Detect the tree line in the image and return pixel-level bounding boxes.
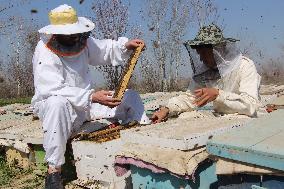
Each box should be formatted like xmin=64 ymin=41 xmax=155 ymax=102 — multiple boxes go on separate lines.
xmin=0 ymin=0 xmax=283 ymax=99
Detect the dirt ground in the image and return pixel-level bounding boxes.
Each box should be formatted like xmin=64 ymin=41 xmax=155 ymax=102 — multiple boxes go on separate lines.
xmin=0 ymin=173 xmax=86 ymax=189
xmin=0 ymin=164 xmax=86 ymax=189
xmin=0 ymin=172 xmax=44 ymax=189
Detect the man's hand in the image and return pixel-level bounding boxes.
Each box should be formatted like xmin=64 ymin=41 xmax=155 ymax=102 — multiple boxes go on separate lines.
xmin=194 ymin=88 xmax=219 ymax=107
xmin=91 ymin=90 xmax=121 ymax=108
xmin=125 ymin=39 xmax=145 ymax=50
xmin=151 ymin=107 xmax=169 ymax=124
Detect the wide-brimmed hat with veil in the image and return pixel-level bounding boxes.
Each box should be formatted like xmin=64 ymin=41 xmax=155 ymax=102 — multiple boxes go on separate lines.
xmin=184 ymin=24 xmax=239 ymax=46
xmin=39 ymin=4 xmax=95 ymax=35
xmin=38 ymin=4 xmax=95 ymax=56
xmin=184 ymin=24 xmax=242 ymax=88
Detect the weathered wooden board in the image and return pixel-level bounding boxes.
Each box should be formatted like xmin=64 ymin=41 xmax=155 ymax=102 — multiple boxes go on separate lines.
xmin=121 ymin=112 xmax=250 ymax=150
xmin=0 ymin=114 xmax=43 ymax=144
xmin=0 ymin=113 xmax=110 ymax=145
xmin=207 ymin=110 xmax=284 ymax=171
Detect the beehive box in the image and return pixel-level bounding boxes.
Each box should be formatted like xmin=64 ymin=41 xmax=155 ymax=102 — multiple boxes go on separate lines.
xmin=121 ymin=111 xmax=250 ymax=150
xmin=72 ymin=138 xmax=130 ymax=186
xmin=207 ymin=109 xmax=284 ymax=172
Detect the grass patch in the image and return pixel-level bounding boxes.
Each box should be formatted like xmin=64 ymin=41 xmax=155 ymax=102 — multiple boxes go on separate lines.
xmin=0 ymin=151 xmax=19 ymax=186
xmin=0 ymin=97 xmax=32 ymax=107
xmin=0 ymin=148 xmax=44 ymax=188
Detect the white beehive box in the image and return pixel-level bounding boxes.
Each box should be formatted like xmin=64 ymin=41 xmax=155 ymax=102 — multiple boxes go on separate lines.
xmin=72 ymin=138 xmax=130 ymax=185
xmin=121 ymin=112 xmax=251 ymax=150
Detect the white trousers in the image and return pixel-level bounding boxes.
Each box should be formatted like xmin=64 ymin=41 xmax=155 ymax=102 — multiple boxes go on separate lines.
xmin=34 ymin=90 xmax=150 ymax=167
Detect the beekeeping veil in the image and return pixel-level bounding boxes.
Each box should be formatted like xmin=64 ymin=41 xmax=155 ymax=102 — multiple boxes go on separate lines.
xmin=38 ymin=4 xmax=95 ymax=56
xmin=184 ymin=24 xmax=241 ymax=88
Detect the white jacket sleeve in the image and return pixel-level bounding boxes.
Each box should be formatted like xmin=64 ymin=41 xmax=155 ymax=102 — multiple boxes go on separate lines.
xmin=33 ymin=44 xmax=93 ymax=110
xmin=166 ymin=92 xmax=196 ymax=116
xmin=87 ymin=37 xmax=131 ymax=66
xmin=214 ymin=59 xmax=261 ymax=116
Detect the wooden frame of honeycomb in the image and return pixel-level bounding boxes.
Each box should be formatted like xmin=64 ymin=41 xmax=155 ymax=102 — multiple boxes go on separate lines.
xmin=76 ymin=121 xmax=139 ymax=143
xmin=113 ymin=44 xmax=144 ymax=100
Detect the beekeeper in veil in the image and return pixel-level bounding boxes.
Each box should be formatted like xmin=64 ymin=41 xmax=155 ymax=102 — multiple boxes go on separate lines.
xmin=32 ymin=4 xmax=150 ymax=189
xmin=152 ymin=24 xmax=262 ymax=123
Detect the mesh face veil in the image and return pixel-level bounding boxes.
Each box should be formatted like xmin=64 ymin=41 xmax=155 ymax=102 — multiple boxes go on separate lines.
xmin=42 ymin=32 xmax=91 ymax=57
xmin=213 ymin=42 xmax=242 ymax=78
xmin=186 ymin=45 xmax=220 ymax=88
xmin=186 ymin=42 xmax=241 ymax=88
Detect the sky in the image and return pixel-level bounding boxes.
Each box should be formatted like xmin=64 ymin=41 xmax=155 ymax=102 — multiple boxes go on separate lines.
xmin=1 ymin=0 xmax=284 ymax=61
xmin=216 ymin=0 xmax=284 ymax=58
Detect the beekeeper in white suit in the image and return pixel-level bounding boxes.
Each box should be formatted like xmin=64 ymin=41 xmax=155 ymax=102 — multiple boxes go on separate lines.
xmin=152 ymin=24 xmax=262 ymax=123
xmin=32 ymin=4 xmax=150 ymax=188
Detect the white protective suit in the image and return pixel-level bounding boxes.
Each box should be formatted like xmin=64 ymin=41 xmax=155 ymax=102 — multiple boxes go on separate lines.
xmin=32 ymin=37 xmax=150 ymax=167
xmin=167 ymin=55 xmax=262 ymax=117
